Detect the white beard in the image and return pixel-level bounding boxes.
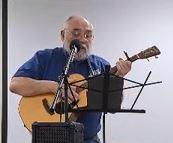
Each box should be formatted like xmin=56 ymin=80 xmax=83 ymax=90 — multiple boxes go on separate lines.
xmin=63 ymin=41 xmax=91 ymax=61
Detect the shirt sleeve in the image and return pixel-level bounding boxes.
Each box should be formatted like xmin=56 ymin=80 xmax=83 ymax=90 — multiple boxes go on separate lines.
xmin=13 ymin=50 xmax=49 ymax=80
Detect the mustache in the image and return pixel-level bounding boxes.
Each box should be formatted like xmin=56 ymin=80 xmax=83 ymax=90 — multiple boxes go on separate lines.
xmin=79 ymin=43 xmax=87 ymax=50
xmin=63 ymin=40 xmax=90 ymax=61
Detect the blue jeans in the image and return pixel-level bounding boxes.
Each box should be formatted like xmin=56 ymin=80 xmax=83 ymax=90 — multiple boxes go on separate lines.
xmin=84 ymin=135 xmax=101 ymax=143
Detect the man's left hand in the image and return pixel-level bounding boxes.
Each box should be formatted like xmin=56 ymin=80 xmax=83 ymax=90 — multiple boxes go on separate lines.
xmin=115 ymin=58 xmax=132 ymax=77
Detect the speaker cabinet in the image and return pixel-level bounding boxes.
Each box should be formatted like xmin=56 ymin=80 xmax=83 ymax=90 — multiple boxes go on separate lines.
xmin=32 ymin=122 xmax=84 ymax=143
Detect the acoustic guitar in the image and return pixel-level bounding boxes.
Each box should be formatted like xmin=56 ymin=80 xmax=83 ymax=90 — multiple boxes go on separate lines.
xmin=18 ymin=46 xmax=160 ymax=132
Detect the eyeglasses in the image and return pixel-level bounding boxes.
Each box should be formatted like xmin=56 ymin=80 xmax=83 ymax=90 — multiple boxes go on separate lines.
xmin=64 ymin=29 xmax=94 ymax=40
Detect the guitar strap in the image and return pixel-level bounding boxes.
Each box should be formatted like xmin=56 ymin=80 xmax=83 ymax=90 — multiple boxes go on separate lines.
xmin=87 ymin=58 xmax=95 ymax=77
xmin=87 ymin=57 xmax=101 ymax=77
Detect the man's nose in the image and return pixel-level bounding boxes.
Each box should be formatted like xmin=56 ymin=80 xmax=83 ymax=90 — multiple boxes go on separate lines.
xmin=77 ymin=34 xmax=88 ymax=42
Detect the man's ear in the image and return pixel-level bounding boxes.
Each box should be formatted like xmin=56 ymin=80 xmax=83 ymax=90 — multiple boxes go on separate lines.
xmin=60 ymin=30 xmax=64 ymax=41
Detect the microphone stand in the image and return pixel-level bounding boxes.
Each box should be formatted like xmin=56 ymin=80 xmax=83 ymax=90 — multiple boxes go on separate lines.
xmin=49 ymin=47 xmax=78 ymax=122
xmin=102 ymin=65 xmax=110 ymax=143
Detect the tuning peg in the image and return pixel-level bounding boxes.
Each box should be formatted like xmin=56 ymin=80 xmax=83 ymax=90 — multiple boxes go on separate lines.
xmin=147 ymin=58 xmax=150 ymax=62
xmin=123 ymin=51 xmax=131 ymax=61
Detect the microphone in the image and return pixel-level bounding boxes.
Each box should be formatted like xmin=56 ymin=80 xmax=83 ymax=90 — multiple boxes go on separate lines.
xmin=70 ymin=39 xmax=81 ymax=53
xmin=63 ymin=39 xmax=81 ymax=74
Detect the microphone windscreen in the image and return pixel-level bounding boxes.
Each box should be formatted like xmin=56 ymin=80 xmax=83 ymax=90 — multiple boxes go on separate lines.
xmin=70 ymin=39 xmax=81 ymax=52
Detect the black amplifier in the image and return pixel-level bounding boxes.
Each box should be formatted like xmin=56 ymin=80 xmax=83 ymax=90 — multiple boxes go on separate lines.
xmin=32 ymin=122 xmax=84 ymax=143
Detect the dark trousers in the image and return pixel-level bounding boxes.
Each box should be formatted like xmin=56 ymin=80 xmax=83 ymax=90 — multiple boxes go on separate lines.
xmin=84 ymin=135 xmax=101 ymax=143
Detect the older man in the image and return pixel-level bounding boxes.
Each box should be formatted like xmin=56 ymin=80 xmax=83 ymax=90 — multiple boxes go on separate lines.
xmin=10 ymin=16 xmax=131 ymax=143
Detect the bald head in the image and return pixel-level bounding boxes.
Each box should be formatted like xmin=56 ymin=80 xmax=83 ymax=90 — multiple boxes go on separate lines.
xmin=63 ymin=16 xmax=93 ymax=30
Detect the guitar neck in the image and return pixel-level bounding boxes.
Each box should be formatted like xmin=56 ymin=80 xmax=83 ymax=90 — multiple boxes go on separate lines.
xmin=109 ymin=54 xmax=139 ymax=74
xmin=75 ymin=55 xmax=139 ymax=91
xmin=75 ymin=55 xmax=138 ymax=91
xmin=74 ymin=46 xmax=160 ymax=90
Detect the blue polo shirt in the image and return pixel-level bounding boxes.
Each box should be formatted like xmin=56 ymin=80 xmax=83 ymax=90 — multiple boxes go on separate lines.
xmin=14 ymin=47 xmax=110 ymax=139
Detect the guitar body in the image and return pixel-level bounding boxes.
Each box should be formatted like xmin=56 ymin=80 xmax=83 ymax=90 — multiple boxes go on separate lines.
xmin=18 ymin=74 xmax=88 ymax=132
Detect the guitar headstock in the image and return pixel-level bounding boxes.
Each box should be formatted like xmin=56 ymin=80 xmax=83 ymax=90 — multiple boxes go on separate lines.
xmin=110 ymin=46 xmax=161 ymax=74
xmin=137 ymin=46 xmax=161 ymax=59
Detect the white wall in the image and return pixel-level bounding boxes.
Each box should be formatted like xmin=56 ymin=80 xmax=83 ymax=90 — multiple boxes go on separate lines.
xmin=8 ymin=0 xmax=173 ymax=143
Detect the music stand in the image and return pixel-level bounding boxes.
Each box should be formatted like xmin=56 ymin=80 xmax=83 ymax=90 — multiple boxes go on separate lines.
xmin=70 ymin=70 xmax=160 ymax=143
xmin=86 ymin=70 xmax=146 ymax=143
xmin=87 ymin=74 xmax=123 ymax=112
xmin=87 ymin=71 xmax=125 ymax=143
